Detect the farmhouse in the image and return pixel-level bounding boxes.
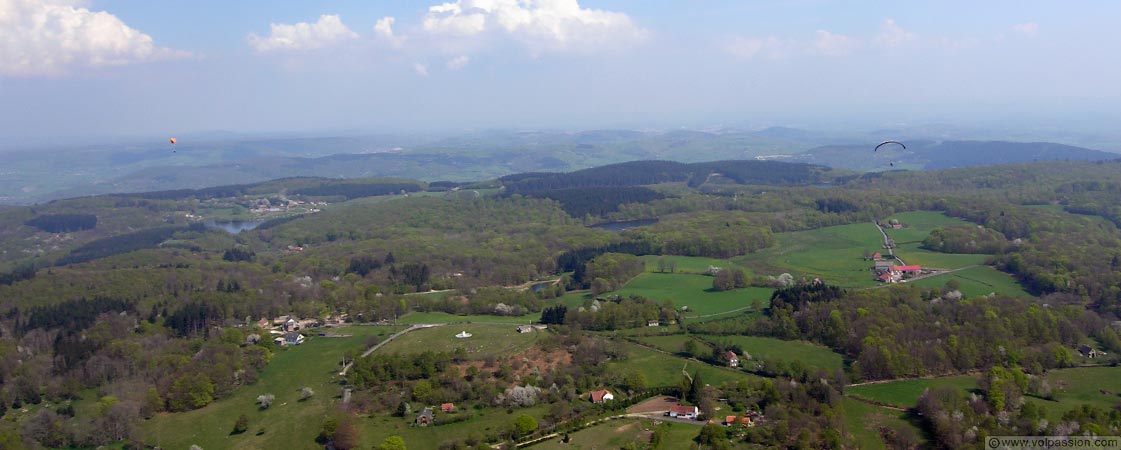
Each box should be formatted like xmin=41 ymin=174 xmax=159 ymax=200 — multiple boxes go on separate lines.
xmin=589 ymin=390 xmax=614 ymax=404
xmin=873 ymin=260 xmax=893 ymax=273
xmin=725 ymin=351 xmax=739 ymax=368
xmin=871 ymin=252 xmax=882 ymax=260
xmin=283 ymin=331 xmax=305 ymax=346
xmin=416 ymin=408 xmax=434 ymax=426
xmin=441 ymin=403 xmax=456 ymax=413
xmin=284 ymin=318 xmax=300 ymax=332
xmin=1079 ymin=344 xmax=1099 ymax=359
xmin=668 ymin=405 xmax=700 ymax=419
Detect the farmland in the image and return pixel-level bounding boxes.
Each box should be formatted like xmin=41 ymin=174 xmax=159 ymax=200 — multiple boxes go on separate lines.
xmin=908 ymin=265 xmax=1033 ymax=298
xmin=140 ymin=326 xmax=399 ymax=450
xmin=846 ymin=375 xmax=979 ymax=409
xmin=698 ymin=335 xmax=845 ymax=371
xmin=612 ymin=273 xmax=772 ymax=318
xmin=375 ymin=323 xmax=541 ymax=358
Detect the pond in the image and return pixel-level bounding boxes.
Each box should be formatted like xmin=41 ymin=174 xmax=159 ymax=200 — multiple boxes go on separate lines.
xmin=204 ymin=220 xmax=266 ymax=234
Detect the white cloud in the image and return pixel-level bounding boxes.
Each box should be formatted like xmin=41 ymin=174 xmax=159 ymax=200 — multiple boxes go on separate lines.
xmin=248 ymin=14 xmax=359 ymax=53
xmin=413 ymin=62 xmax=429 ymax=76
xmin=374 ymin=16 xmax=405 ymax=48
xmin=813 ymin=30 xmax=858 ymax=56
xmin=421 ymin=0 xmax=647 ymax=53
xmin=875 ymin=18 xmax=916 ymax=47
xmin=1012 ymin=22 xmax=1038 ymax=37
xmin=446 ymin=55 xmax=470 ymax=70
xmin=0 ymin=0 xmax=184 ymax=76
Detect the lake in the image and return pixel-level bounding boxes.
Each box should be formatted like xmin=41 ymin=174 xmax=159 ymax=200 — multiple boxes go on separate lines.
xmin=205 ymin=220 xmax=266 ymax=234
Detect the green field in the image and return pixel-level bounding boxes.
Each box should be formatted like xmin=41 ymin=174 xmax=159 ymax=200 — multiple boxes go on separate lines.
xmin=397 ymin=310 xmax=538 ymax=325
xmin=533 ymin=417 xmax=700 ymax=450
xmin=607 ymin=342 xmax=760 ymax=388
xmin=846 ymin=375 xmax=979 ymax=408
xmin=141 ymin=326 xmax=399 ymax=450
xmin=1033 ymin=366 xmax=1121 ymax=420
xmin=881 ymin=211 xmax=977 ymax=244
xmin=376 ymin=323 xmax=541 ymax=358
xmin=841 ymin=397 xmax=924 ymax=450
xmin=908 ymin=265 xmax=1032 ymax=298
xmin=734 ymin=222 xmax=887 ymax=287
xmin=612 ymin=273 xmax=772 ymax=318
xmin=698 ymin=335 xmax=845 ymax=371
xmin=635 ymin=335 xmax=713 ymax=355
xmin=638 ymin=255 xmax=747 ymax=275
xmin=734 ymin=211 xmax=1010 ymax=289
xmin=360 ymin=403 xmax=551 ymax=450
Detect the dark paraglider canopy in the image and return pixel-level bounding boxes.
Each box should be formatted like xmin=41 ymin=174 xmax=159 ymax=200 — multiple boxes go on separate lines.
xmin=874 ymin=140 xmax=905 ymax=151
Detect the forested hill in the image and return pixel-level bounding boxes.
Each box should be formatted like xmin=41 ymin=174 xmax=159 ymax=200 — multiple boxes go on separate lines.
xmin=501 ymin=160 xmax=836 ymax=194
xmin=795 ymin=140 xmax=1117 ymax=171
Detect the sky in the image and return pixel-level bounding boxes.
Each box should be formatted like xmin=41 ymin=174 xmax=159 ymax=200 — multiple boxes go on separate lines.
xmin=1 ymin=0 xmax=1119 ymax=144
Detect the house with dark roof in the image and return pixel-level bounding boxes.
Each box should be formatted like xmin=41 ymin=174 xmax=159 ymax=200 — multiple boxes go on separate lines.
xmin=284 ymin=331 xmax=305 ymax=346
xmin=416 ymin=408 xmax=434 ymax=426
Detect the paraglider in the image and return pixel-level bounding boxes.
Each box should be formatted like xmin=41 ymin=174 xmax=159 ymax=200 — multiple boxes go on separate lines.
xmin=169 ymin=137 xmax=177 ymax=152
xmin=169 ymin=137 xmax=177 ymax=145
xmin=874 ymin=140 xmax=905 ymax=152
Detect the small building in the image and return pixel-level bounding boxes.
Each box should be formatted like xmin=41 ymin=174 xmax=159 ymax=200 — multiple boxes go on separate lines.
xmin=255 ymin=318 xmax=270 ymax=329
xmin=590 ymin=390 xmax=614 ymax=404
xmin=1079 ymin=344 xmax=1099 ymax=359
xmin=516 ymin=325 xmax=533 ymax=334
xmin=284 ymin=331 xmax=305 ymax=346
xmin=871 ymin=252 xmax=882 ymax=260
xmin=284 ymin=318 xmax=300 ymax=332
xmin=441 ymin=403 xmax=456 ymax=413
xmin=725 ymin=351 xmax=739 ymax=368
xmin=647 ymin=320 xmax=660 ymax=327
xmin=668 ymin=405 xmax=699 ymax=419
xmin=416 ymin=408 xmax=434 ymax=426
xmin=455 ymin=331 xmax=472 ymax=339
xmin=874 ymin=260 xmax=893 ymax=273
xmin=877 ymin=272 xmax=895 ymax=283
xmin=724 ymin=415 xmax=737 ymax=426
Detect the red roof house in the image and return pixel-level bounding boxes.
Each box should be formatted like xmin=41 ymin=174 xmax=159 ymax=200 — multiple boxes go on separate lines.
xmin=872 ymin=252 xmax=882 ymax=260
xmin=441 ymin=403 xmax=456 ymax=413
xmin=590 ymin=390 xmax=614 ymax=404
xmin=668 ymin=405 xmax=700 ymax=419
xmin=891 ymin=265 xmax=922 ymax=273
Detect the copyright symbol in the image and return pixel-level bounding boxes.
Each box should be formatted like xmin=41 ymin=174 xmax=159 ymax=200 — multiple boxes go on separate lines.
xmin=987 ymin=437 xmax=1000 ymax=449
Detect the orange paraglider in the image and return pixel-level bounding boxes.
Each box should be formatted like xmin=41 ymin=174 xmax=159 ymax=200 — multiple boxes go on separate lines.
xmin=169 ymin=137 xmax=177 ymax=144
xmin=169 ymin=137 xmax=177 ymax=152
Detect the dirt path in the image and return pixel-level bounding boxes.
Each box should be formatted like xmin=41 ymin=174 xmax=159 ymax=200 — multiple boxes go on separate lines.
xmin=338 ymin=323 xmax=444 ymax=376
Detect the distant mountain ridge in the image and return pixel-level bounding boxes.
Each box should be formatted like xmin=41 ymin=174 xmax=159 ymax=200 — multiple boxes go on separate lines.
xmin=793 ymin=140 xmax=1118 ymax=171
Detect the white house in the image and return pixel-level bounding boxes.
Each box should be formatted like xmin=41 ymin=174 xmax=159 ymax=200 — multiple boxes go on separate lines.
xmin=668 ymin=405 xmax=700 ymax=419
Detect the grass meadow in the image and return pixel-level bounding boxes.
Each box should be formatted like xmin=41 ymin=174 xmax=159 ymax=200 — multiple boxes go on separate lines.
xmin=846 ymin=375 xmax=979 ymax=408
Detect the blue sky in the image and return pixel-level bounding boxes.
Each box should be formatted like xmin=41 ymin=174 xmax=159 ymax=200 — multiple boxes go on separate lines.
xmin=1 ymin=0 xmax=1119 ymax=142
